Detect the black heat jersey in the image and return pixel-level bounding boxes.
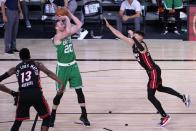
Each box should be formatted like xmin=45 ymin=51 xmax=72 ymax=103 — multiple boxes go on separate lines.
xmin=16 ymin=60 xmax=41 ymax=91
xmin=132 ymin=42 xmax=157 ymax=71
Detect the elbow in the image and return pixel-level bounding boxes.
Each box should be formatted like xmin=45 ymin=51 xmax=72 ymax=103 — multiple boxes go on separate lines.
xmin=78 ymin=21 xmax=83 ymax=29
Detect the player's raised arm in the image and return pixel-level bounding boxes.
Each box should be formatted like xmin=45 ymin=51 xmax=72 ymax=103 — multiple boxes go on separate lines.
xmin=104 ymin=18 xmax=134 ymax=46
xmin=53 ymin=15 xmax=71 ymax=44
xmin=67 ymin=9 xmax=82 ymax=35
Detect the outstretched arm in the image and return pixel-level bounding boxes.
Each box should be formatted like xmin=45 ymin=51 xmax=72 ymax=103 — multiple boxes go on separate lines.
xmin=35 ymin=62 xmax=65 ymax=93
xmin=68 ymin=9 xmax=82 ymax=35
xmin=104 ymin=18 xmax=134 ymax=46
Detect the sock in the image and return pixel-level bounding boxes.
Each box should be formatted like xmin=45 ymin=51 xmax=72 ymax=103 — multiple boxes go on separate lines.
xmin=51 ymin=109 xmax=56 ymax=116
xmin=81 ymin=106 xmax=87 ymax=118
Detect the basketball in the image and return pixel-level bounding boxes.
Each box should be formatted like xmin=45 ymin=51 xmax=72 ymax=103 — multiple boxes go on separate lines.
xmin=55 ymin=8 xmax=68 ymax=16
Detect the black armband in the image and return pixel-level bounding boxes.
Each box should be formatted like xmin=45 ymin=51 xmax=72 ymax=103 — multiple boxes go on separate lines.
xmin=132 ymin=37 xmax=145 ymax=51
xmin=0 ymin=72 xmax=10 ymax=82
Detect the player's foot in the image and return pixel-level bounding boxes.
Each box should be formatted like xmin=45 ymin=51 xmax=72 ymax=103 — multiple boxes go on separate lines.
xmin=0 ymin=23 xmax=4 ymax=28
xmin=25 ymin=20 xmax=31 ymax=28
xmin=80 ymin=115 xmax=90 ymax=126
xmin=163 ymin=29 xmax=168 ymax=35
xmin=12 ymin=49 xmax=19 ymax=52
xmin=174 ymin=29 xmax=180 ymax=35
xmin=49 ymin=112 xmax=56 ymax=127
xmin=159 ymin=115 xmax=171 ymax=127
xmin=182 ymin=94 xmax=191 ymax=107
xmin=5 ymin=50 xmax=14 ymax=54
xmin=41 ymin=15 xmax=48 ymax=21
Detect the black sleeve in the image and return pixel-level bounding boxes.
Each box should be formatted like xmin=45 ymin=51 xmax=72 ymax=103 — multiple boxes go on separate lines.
xmin=132 ymin=37 xmax=145 ymax=51
xmin=0 ymin=72 xmax=10 ymax=82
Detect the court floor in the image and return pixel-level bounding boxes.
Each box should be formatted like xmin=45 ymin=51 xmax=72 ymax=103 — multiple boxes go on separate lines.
xmin=0 ymin=39 xmax=196 ymax=131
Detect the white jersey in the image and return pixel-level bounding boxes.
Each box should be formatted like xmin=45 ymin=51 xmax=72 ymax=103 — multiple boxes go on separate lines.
xmin=120 ymin=0 xmax=141 ymax=12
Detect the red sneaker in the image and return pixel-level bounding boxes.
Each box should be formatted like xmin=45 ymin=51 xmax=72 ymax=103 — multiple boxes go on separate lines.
xmin=159 ymin=115 xmax=171 ymax=127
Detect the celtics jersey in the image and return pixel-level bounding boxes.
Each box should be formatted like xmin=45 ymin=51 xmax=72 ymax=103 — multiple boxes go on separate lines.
xmin=55 ymin=36 xmax=76 ymax=63
xmin=163 ymin=0 xmax=183 ymax=10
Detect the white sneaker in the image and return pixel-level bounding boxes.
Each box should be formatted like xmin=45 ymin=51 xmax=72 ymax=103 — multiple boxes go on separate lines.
xmin=182 ymin=94 xmax=191 ymax=108
xmin=41 ymin=15 xmax=48 ymax=21
xmin=77 ymin=30 xmax=88 ymax=40
xmin=163 ymin=30 xmax=168 ymax=35
xmin=174 ymin=30 xmax=180 ymax=35
xmin=0 ymin=23 xmax=4 ymax=28
xmin=26 ymin=20 xmax=31 ymax=28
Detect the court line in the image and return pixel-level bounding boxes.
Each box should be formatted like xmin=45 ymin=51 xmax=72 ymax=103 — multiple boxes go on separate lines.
xmin=3 ymin=68 xmax=196 ymax=85
xmin=56 ymin=112 xmax=196 ymax=115
xmin=0 ymin=112 xmax=195 ymax=124
xmin=1 ymin=58 xmax=196 ymax=61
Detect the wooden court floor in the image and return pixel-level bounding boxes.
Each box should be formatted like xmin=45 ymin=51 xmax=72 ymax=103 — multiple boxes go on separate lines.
xmin=0 ymin=39 xmax=196 ymax=131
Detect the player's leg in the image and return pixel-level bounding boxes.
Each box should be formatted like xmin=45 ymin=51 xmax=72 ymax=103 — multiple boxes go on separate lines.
xmin=147 ymin=87 xmax=167 ymax=117
xmin=147 ymin=87 xmax=170 ymax=126
xmin=33 ymin=90 xmax=50 ymax=130
xmin=157 ymin=85 xmax=190 ymax=107
xmin=50 ymin=65 xmax=67 ymax=127
xmin=156 ymin=65 xmax=190 ymax=107
xmin=70 ymin=64 xmax=90 ymax=126
xmin=163 ymin=9 xmax=169 ymax=34
xmin=50 ymin=93 xmax=64 ymax=127
xmin=11 ymin=120 xmax=23 ymax=131
xmin=12 ymin=93 xmax=31 ymax=130
xmin=147 ymin=68 xmax=170 ymax=126
xmin=41 ymin=116 xmax=50 ymax=131
xmin=75 ymin=88 xmax=90 ymax=126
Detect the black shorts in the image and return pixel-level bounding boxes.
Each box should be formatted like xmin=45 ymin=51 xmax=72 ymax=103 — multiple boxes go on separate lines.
xmin=16 ymin=88 xmax=50 ymax=121
xmin=147 ymin=65 xmax=162 ymax=89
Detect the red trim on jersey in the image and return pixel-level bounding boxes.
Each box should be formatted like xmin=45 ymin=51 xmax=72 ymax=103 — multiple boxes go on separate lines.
xmin=142 ymin=52 xmax=153 ymax=70
xmin=150 ymin=69 xmax=157 ymax=89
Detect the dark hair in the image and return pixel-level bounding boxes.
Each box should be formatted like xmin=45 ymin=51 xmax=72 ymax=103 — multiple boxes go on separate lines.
xmin=19 ymin=48 xmax=31 ymax=60
xmin=134 ymin=31 xmax=145 ymax=37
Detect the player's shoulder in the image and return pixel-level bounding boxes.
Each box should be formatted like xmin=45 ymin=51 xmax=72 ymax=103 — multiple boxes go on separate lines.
xmin=53 ymin=34 xmax=63 ymax=45
xmin=34 ymin=61 xmax=43 ymax=67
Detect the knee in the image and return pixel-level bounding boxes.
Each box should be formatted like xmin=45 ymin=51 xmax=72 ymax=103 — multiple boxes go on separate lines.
xmin=42 ymin=116 xmax=50 ymax=127
xmin=11 ymin=120 xmax=22 ymax=131
xmin=53 ymin=93 xmax=63 ymax=105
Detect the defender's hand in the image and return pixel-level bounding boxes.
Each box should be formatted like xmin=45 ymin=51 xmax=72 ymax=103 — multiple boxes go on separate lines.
xmin=104 ymin=17 xmax=110 ymax=27
xmin=57 ymin=85 xmax=65 ymax=95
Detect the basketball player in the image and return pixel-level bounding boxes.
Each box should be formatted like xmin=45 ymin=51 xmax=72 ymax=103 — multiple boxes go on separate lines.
xmin=52 ymin=0 xmax=88 ymax=40
xmin=0 ymin=48 xmax=64 ymax=131
xmin=104 ymin=18 xmax=190 ymax=127
xmin=50 ymin=9 xmax=90 ymax=127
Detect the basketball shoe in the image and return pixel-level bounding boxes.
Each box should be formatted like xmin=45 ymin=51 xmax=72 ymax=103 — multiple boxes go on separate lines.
xmin=159 ymin=115 xmax=171 ymax=127
xmin=80 ymin=115 xmax=90 ymax=126
xmin=182 ymin=94 xmax=191 ymax=107
xmin=49 ymin=111 xmax=56 ymax=127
